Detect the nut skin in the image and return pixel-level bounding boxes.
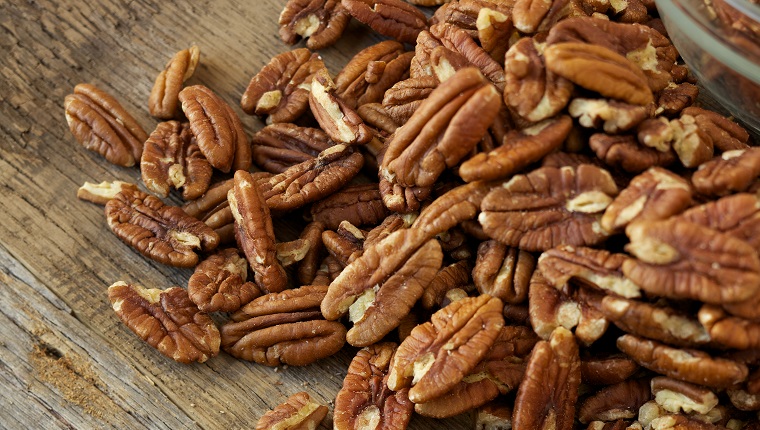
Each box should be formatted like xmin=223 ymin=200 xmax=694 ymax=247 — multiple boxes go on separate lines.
xmin=341 ymin=0 xmax=428 ymax=44
xmin=589 ymin=133 xmax=677 ymax=173
xmin=250 ymin=123 xmax=335 ymax=174
xmin=691 ymin=148 xmax=760 ymax=197
xmin=310 ymin=183 xmax=389 ymax=230
xmin=187 ymin=248 xmax=262 ymax=313
xmin=255 ymin=391 xmax=329 ymax=430
xmin=309 ymin=68 xmax=374 ymax=145
xmin=108 ymin=282 xmax=220 ymax=364
xmin=473 ymin=240 xmax=536 ymax=305
xmin=149 ymin=45 xmax=200 ymax=119
xmin=105 ymin=188 xmax=219 ymax=268
xmin=278 ymin=0 xmax=351 ymax=50
xmin=676 ymin=193 xmax=760 ymax=254
xmin=413 ymin=180 xmax=496 ymax=238
xmin=578 ymin=378 xmax=652 ymax=424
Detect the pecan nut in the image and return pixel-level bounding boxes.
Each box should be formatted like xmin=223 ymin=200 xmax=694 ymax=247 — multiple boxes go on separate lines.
xmin=569 ymin=98 xmax=649 ymax=134
xmin=651 ymin=376 xmax=719 ymax=415
xmin=578 ymin=379 xmax=652 ymax=424
xmin=188 ymin=248 xmax=262 ymax=313
xmin=473 ymin=241 xmax=536 ymax=305
xmin=310 ymin=183 xmax=389 ymax=230
xmin=148 ymin=45 xmax=200 ymax=119
xmin=691 ymin=148 xmax=760 ymax=197
xmin=77 ymin=180 xmax=138 ymax=205
xmin=682 ymin=106 xmax=750 ymax=153
xmin=297 ymin=221 xmax=326 ymax=285
xmin=255 ymin=391 xmax=328 ymax=430
xmin=382 ymin=75 xmax=438 ymax=125
xmin=637 ymin=115 xmax=714 ymax=169
xmin=420 ymin=260 xmax=473 ymax=310
xmin=589 ymin=133 xmax=676 ymax=173
xmin=429 ymin=23 xmax=506 ymax=91
xmin=413 ymin=180 xmax=495 ymax=238
xmin=250 ymin=123 xmax=335 ymax=174
xmin=698 ymin=305 xmax=760 ymax=350
xmin=581 ymin=353 xmax=640 ymax=386
xmin=309 ymin=68 xmax=373 ymax=145
xmin=676 ymin=193 xmax=760 ymax=254
xmin=341 ymin=0 xmax=428 ymax=43
xmin=278 ymin=0 xmax=351 ymax=50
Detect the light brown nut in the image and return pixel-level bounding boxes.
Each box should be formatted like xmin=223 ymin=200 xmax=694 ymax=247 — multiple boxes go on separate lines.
xmin=105 ymin=188 xmax=219 ymax=267
xmin=544 ymin=42 xmax=653 ymax=106
xmin=241 ymin=48 xmax=325 ymax=124
xmin=148 ymin=46 xmax=200 ymax=119
xmin=651 ymin=377 xmax=719 ymax=415
xmin=676 ymin=193 xmax=760 ymax=255
xmin=412 ymin=181 xmax=493 ymax=239
xmin=296 ymin=221 xmax=326 ymax=286
xmin=461 ymin=114 xmax=573 ymax=183
xmin=657 ymin=82 xmax=699 ymax=117
xmin=278 ymin=0 xmax=351 ymax=50
xmin=382 ymin=75 xmax=439 ymax=125
xmin=229 ymin=170 xmax=288 ymax=294
xmin=420 ymin=260 xmax=473 ymax=310
xmin=250 ymin=123 xmax=335 ymax=174
xmin=334 ymin=343 xmax=414 ymax=430
xmin=141 ymin=121 xmax=212 ymax=200
xmin=108 ymin=282 xmax=220 ymax=364
xmin=77 ymin=180 xmax=138 ymax=205
xmin=617 ymin=334 xmax=748 ymax=389
xmin=504 ymin=37 xmax=574 ymax=123
xmin=188 ymin=248 xmax=262 ymax=313
xmin=357 ymin=103 xmax=400 ymax=135
xmin=589 ymin=133 xmax=677 ymax=173
xmin=221 ymin=285 xmax=346 ymax=366
xmin=64 ymin=83 xmax=146 ymax=167
xmin=699 ymin=305 xmax=760 ymax=350
xmin=682 ymin=107 xmax=750 ymax=153
xmin=429 ymin=45 xmax=472 ymax=83
xmin=181 ymin=178 xmax=234 ymax=219
xmin=311 ymin=254 xmax=344 ymax=286
xmin=321 ymin=228 xmax=443 ymax=347
xmin=513 ymin=327 xmax=581 ymax=430
xmin=473 ymin=240 xmax=536 ymax=305
xmin=363 ymin=213 xmax=415 ymax=250
xmin=581 ymin=353 xmax=640 ymax=386
xmin=691 ymin=148 xmax=760 ymax=197
xmin=512 ymin=0 xmax=588 ymax=34
xmin=322 ymin=222 xmax=365 ymax=266
xmin=638 ymin=116 xmax=714 ymax=169
xmin=579 ymin=379 xmax=652 ymax=424
xmin=569 ymin=98 xmax=649 ymax=134
xmin=341 ymin=0 xmax=428 ymax=43
xmin=622 ymin=219 xmax=760 ymax=305
xmin=387 ymin=294 xmax=504 ymax=404
xmin=479 ymin=164 xmax=619 ymax=252
xmin=309 ymin=183 xmax=389 ymax=230
xmin=429 ymin=23 xmax=506 ymax=91
xmin=309 ymin=68 xmax=373 ymax=145
xmin=474 ymin=401 xmax=513 ymax=430
xmin=255 ymin=391 xmax=329 ymax=430
xmin=475 ymin=4 xmax=515 ymax=62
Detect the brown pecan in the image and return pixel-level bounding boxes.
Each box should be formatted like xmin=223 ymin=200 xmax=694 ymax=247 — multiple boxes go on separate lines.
xmin=322 ymin=228 xmax=443 ymax=347
xmin=479 ymin=164 xmax=619 ymax=252
xmin=428 ymin=45 xmax=472 ymax=83
xmin=691 ymin=148 xmax=760 ymax=197
xmin=459 ymin=115 xmax=573 ymax=183
xmin=296 ymin=221 xmax=326 ymax=285
xmin=322 ymin=221 xmax=365 ymax=265
xmin=421 ymin=260 xmax=473 ymax=310
xmin=622 ymin=219 xmax=760 ymax=305
xmin=255 ymin=391 xmax=329 ymax=430
xmin=357 ymin=103 xmax=400 ymax=135
xmin=312 ymin=254 xmax=344 ymax=286
xmin=699 ymin=305 xmax=760 ymax=350
xmin=341 ymin=0 xmax=428 ymax=43
xmin=569 ymin=98 xmax=649 ymax=134
xmin=64 ymin=83 xmax=146 ymax=167
xmin=309 ymin=68 xmax=373 ymax=145
xmin=387 ymin=294 xmax=504 ymax=403
xmin=77 ymin=180 xmax=138 ymax=205
xmin=647 ymin=414 xmax=725 ymax=430
xmin=413 ymin=180 xmax=495 ymax=238
xmin=589 ymin=133 xmax=677 ymax=173
xmin=309 ymin=183 xmax=389 ymax=230
xmin=188 ymin=248 xmax=261 ymax=313
xmin=578 ymin=379 xmax=652 ymax=424
xmin=229 ymin=170 xmax=288 ymax=294
xmin=148 ymin=46 xmax=200 ymax=119
xmin=638 ymin=115 xmax=714 ymax=168
xmin=513 ymin=327 xmax=581 ymax=430
xmin=581 ymin=353 xmax=640 ymax=386
xmin=429 ymin=23 xmax=506 ymax=91
xmin=617 ymin=334 xmax=748 ymax=389
xmin=676 ymin=193 xmax=760 ymax=254
xmin=250 ymin=123 xmax=335 ymax=174
xmin=182 ymin=178 xmax=234 ymax=219
xmin=334 ymin=343 xmax=414 ymax=430
xmin=512 ymin=0 xmax=588 ymax=34
xmin=221 ymin=285 xmax=346 ymax=366
xmin=475 ymin=402 xmax=514 ymax=430
xmin=475 ymin=4 xmax=515 ymax=62
xmin=141 ymin=121 xmax=212 ymax=200
xmin=651 ymin=376 xmax=719 ymax=415
xmin=278 ymin=0 xmax=351 ymax=50
xmin=682 ymin=107 xmax=750 ymax=153
xmin=727 ymin=388 xmax=760 ymax=412
xmin=473 ymin=241 xmax=536 ymax=305
xmin=241 ymin=48 xmax=325 ymax=124
xmin=105 ymin=188 xmax=219 ymax=267
xmin=657 ymin=82 xmax=699 ymax=117
xmin=108 ymin=282 xmax=220 ymax=363
xmin=382 ymin=75 xmax=438 ymax=125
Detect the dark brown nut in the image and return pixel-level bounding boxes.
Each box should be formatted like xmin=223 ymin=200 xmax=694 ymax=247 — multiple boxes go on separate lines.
xmin=513 ymin=327 xmax=580 ymax=430
xmin=312 ymin=254 xmax=344 ymax=286
xmin=569 ymin=98 xmax=649 ymax=133
xmin=585 ymin=421 xmax=634 ymax=430
xmin=647 ymin=414 xmax=726 ymax=430
xmin=639 ymin=115 xmax=714 ymax=169
xmin=181 ymin=178 xmax=234 ymax=219
xmin=581 ymin=353 xmax=640 ymax=386
xmin=77 ymin=180 xmax=138 ymax=205
xmin=322 ymin=222 xmax=364 ymax=266
xmin=699 ymin=305 xmax=760 ymax=350
xmin=474 ymin=401 xmax=513 ymax=430
xmin=544 ymin=42 xmax=653 ymax=106
xmin=188 ymin=248 xmax=262 ymax=313
xmin=341 ymin=0 xmax=428 ymax=43
xmin=334 ymin=41 xmax=413 ymax=110
xmin=309 ymin=183 xmax=389 ymax=230
xmin=241 ymin=48 xmax=325 ymax=124
xmin=322 ymin=228 xmax=443 ymax=347
xmin=221 ymin=285 xmax=346 ymax=366
xmin=412 ymin=180 xmax=495 ymax=238
xmin=250 ymin=123 xmax=335 ymax=174
xmin=421 ymin=260 xmax=472 ymax=310
xmin=656 ymin=82 xmax=699 ymax=117
xmin=64 ymin=83 xmax=146 ymax=167
xmin=460 ymin=114 xmax=573 ymax=183
xmin=141 ymin=121 xmax=212 ymax=200
xmin=479 ymin=164 xmax=619 ymax=252
xmin=651 ymin=377 xmax=719 ymax=415
xmin=590 ymin=133 xmax=677 ymax=173
xmin=622 ymin=219 xmax=760 ymax=305
xmin=258 ymin=144 xmax=365 ymax=212
xmin=429 ymin=45 xmax=473 ymax=83
xmin=504 ymin=37 xmax=574 ymax=123
xmin=278 ymin=0 xmax=350 ymax=50
xmin=676 ymin=193 xmax=760 ymax=254
xmin=228 ymin=170 xmax=288 ymax=294
xmin=691 ymin=148 xmax=760 ymax=197
xmin=357 ymin=103 xmax=400 ymax=135
xmin=378 ymin=176 xmax=432 ymax=214
xmin=148 ymin=46 xmax=200 ymax=119
xmin=334 ymin=343 xmax=414 ymax=430
xmin=475 ymin=5 xmax=515 ymax=62
xmin=617 ymin=334 xmax=748 ymax=389
xmin=382 ymin=75 xmax=438 ymax=125
xmin=682 ymin=107 xmax=750 ymax=153
xmin=601 ymin=167 xmax=692 ymax=232
xmin=387 ymin=294 xmax=505 ymax=403
xmin=473 ymin=241 xmax=535 ymax=305
xmin=727 ymin=388 xmax=760 ymax=412
xmin=296 ymin=221 xmax=326 ymax=285
xmin=108 ymin=282 xmax=220 ymax=363
xmin=309 ymin=68 xmax=373 ymax=145
xmin=105 ymin=188 xmax=219 ymax=267
xmin=429 ymin=23 xmax=506 ymax=91
xmin=512 ymin=0 xmax=588 ymax=34
xmin=255 ymin=391 xmax=329 ymax=430
xmin=578 ymin=379 xmax=652 ymax=424
xmin=601 ymin=296 xmax=711 ymax=348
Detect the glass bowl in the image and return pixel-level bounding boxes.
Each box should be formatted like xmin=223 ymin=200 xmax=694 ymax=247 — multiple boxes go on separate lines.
xmin=655 ymin=0 xmax=760 ymax=135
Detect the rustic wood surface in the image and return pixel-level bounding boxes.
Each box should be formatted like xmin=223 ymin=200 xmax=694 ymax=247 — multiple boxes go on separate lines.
xmin=0 ymin=0 xmax=472 ymax=428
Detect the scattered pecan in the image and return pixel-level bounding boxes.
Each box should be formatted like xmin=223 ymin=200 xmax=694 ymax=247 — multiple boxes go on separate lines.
xmin=309 ymin=68 xmax=373 ymax=145
xmin=473 ymin=241 xmax=536 ymax=305
xmin=322 ymin=221 xmax=365 ymax=265
xmin=77 ymin=180 xmax=138 ymax=205
xmin=278 ymin=0 xmax=351 ymax=50
xmin=569 ymin=98 xmax=649 ymax=134
xmin=255 ymin=391 xmax=329 ymax=430
xmin=581 ymin=353 xmax=640 ymax=386
xmin=341 ymin=0 xmax=428 ymax=43
xmin=421 ymin=260 xmax=473 ymax=310
xmin=651 ymin=376 xmax=719 ymax=415
xmin=578 ymin=378 xmax=652 ymax=424
xmin=356 ymin=103 xmax=400 ymax=135
xmin=181 ymin=178 xmax=234 ymax=219
xmin=188 ymin=248 xmax=261 ymax=313
xmin=589 ymin=133 xmax=677 ymax=173
xmin=108 ymin=281 xmax=220 ymax=363
xmin=699 ymin=305 xmax=760 ymax=350
xmin=250 ymin=123 xmax=335 ymax=174
xmin=148 ymin=45 xmax=200 ymax=119
xmin=275 ymin=237 xmax=311 ymax=267
xmin=310 ymin=183 xmax=389 ymax=230
xmin=691 ymin=148 xmax=760 ymax=197
xmin=381 ymin=75 xmax=438 ymax=124
xmin=682 ymin=107 xmax=750 ymax=153
xmin=64 ymin=83 xmax=146 ymax=167
xmin=657 ymin=82 xmax=699 ymax=117
xmin=296 ymin=221 xmax=326 ymax=285
xmin=676 ymin=193 xmax=760 ymax=253
xmin=637 ymin=115 xmax=714 ymax=168
xmin=413 ymin=180 xmax=495 ymax=238
xmin=429 ymin=23 xmax=506 ymax=91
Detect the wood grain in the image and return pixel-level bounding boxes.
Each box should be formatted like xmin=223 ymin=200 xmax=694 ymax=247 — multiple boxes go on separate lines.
xmin=0 ymin=0 xmax=471 ymax=428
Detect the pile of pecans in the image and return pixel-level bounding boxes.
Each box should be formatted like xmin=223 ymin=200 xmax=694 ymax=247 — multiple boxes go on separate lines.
xmin=65 ymin=0 xmax=760 ymax=428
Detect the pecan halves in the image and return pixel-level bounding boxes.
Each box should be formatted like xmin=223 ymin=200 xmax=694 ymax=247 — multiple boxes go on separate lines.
xmin=250 ymin=123 xmax=335 ymax=174
xmin=682 ymin=107 xmax=750 ymax=153
xmin=77 ymin=180 xmax=138 ymax=205
xmin=105 ymin=188 xmax=219 ymax=267
xmin=650 ymin=376 xmax=719 ymax=415
xmin=341 ymin=0 xmax=428 ymax=43
xmin=108 ymin=282 xmax=220 ymax=363
xmin=413 ymin=180 xmax=495 ymax=238
xmin=590 ymin=133 xmax=677 ymax=174
xmin=578 ymin=378 xmax=652 ymax=424
xmin=241 ymin=48 xmax=325 ymax=124
xmin=149 ymin=45 xmax=200 ymax=119
xmin=255 ymin=391 xmax=329 ymax=430
xmin=699 ymin=305 xmax=760 ymax=350
xmin=309 ymin=68 xmax=373 ymax=145
xmin=429 ymin=23 xmax=506 ymax=91
xmin=513 ymin=327 xmax=581 ymax=430
xmin=279 ymin=0 xmax=351 ymax=50
xmin=387 ymin=294 xmax=505 ymax=404
xmin=321 ymin=228 xmax=443 ymax=347
xmin=64 ymin=83 xmax=146 ymax=167
xmin=676 ymin=193 xmax=760 ymax=253
xmin=473 ymin=240 xmax=536 ymax=305
xmin=420 ymin=260 xmax=472 ymax=310
xmin=228 ymin=170 xmax=288 ymax=294
xmin=310 ymin=183 xmax=389 ymax=230
xmin=382 ymin=75 xmax=438 ymax=125
xmin=691 ymin=148 xmax=760 ymax=197
xmin=188 ymin=248 xmax=262 ymax=313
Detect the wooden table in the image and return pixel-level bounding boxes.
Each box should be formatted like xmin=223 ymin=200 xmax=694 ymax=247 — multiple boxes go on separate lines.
xmin=1 ymin=1 xmax=471 ymax=428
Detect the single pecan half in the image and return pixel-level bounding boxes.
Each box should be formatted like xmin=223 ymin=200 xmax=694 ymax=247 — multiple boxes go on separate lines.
xmin=429 ymin=23 xmax=506 ymax=91
xmin=357 ymin=103 xmax=400 ymax=135
xmin=474 ymin=401 xmax=513 ymax=430
xmin=569 ymin=98 xmax=649 ymax=134
xmin=699 ymin=305 xmax=760 ymax=350
xmin=420 ymin=260 xmax=473 ymax=310
xmin=475 ymin=4 xmax=515 ymax=62
xmin=182 ymin=178 xmax=234 ymax=219
xmin=413 ymin=180 xmax=495 ymax=238
xmin=77 ymin=180 xmax=138 ymax=205
xmin=691 ymin=148 xmax=760 ymax=197
xmin=105 ymin=188 xmax=219 ymax=267
xmin=382 ymin=75 xmax=438 ymax=125
xmin=297 ymin=221 xmax=326 ymax=285
xmin=250 ymin=123 xmax=335 ymax=174
xmin=657 ymin=82 xmax=699 ymax=117
xmin=578 ymin=379 xmax=652 ymax=424
xmin=108 ymin=282 xmax=220 ymax=363
xmin=64 ymin=83 xmax=146 ymax=167
xmin=581 ymin=353 xmax=640 ymax=386
xmin=637 ymin=116 xmax=714 ymax=169
xmin=278 ymin=0 xmax=351 ymax=50
xmin=322 ymin=221 xmax=365 ymax=265
xmin=255 ymin=391 xmax=328 ymax=430
xmin=473 ymin=241 xmax=536 ymax=305
xmin=341 ymin=0 xmax=428 ymax=43
xmin=676 ymin=193 xmax=760 ymax=253
xmin=188 ymin=248 xmax=262 ymax=313
xmin=309 ymin=68 xmax=373 ymax=145
xmin=682 ymin=107 xmax=750 ymax=153
xmin=310 ymin=183 xmax=389 ymax=230
xmin=651 ymin=376 xmax=719 ymax=415
xmin=589 ymin=133 xmax=676 ymax=173
xmin=312 ymin=254 xmax=345 ymax=286
xmin=149 ymin=45 xmax=200 ymax=119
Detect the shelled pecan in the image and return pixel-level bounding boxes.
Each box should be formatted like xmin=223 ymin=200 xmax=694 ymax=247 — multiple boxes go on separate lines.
xmin=278 ymin=0 xmax=351 ymax=50
xmin=341 ymin=0 xmax=429 ymax=43
xmin=250 ymin=123 xmax=335 ymax=174
xmin=149 ymin=45 xmax=200 ymax=119
xmin=188 ymin=248 xmax=261 ymax=313
xmin=255 ymin=391 xmax=329 ymax=430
